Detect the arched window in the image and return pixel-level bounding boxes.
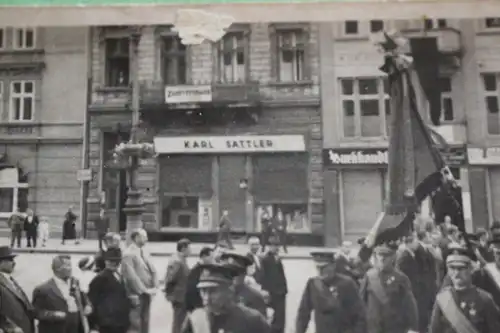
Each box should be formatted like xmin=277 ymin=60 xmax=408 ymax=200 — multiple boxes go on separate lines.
xmin=0 ymin=167 xmax=29 ymax=217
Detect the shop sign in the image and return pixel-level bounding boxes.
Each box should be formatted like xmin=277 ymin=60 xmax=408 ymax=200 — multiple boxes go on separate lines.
xmin=154 ymin=135 xmax=306 ymax=154
xmin=324 ymin=146 xmax=468 ymax=167
xmin=165 ymin=85 xmax=212 ymax=104
xmin=468 ymin=147 xmax=500 ymax=165
xmin=323 ymin=148 xmax=388 ymax=166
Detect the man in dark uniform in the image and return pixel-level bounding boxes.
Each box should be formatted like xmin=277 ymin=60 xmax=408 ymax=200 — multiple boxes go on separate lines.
xmin=296 ymin=251 xmax=366 ymax=333
xmin=260 ymin=236 xmax=287 ymax=333
xmin=185 ymin=247 xmax=214 ymax=313
xmin=219 ymin=251 xmax=268 ymax=316
xmin=181 ymin=263 xmax=271 ymax=333
xmin=359 ymin=241 xmax=419 ymax=333
xmin=472 ymin=236 xmax=500 ymax=308
xmin=429 ymin=244 xmax=500 ymax=333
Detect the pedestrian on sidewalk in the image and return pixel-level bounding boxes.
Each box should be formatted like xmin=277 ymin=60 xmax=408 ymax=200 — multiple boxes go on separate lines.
xmin=217 ymin=210 xmax=234 ymax=250
xmin=23 ymin=208 xmax=39 ymax=248
xmin=62 ymin=206 xmax=78 ymax=245
xmin=95 ymin=208 xmax=110 ymax=251
xmin=7 ymin=211 xmax=25 ymax=248
xmin=38 ymin=217 xmax=50 ymax=247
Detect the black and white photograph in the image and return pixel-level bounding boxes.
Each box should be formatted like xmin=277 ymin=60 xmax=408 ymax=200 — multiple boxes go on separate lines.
xmin=0 ymin=1 xmax=500 ymax=332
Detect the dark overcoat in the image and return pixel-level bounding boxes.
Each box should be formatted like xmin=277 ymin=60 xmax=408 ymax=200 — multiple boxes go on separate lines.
xmin=0 ymin=274 xmax=35 ymax=333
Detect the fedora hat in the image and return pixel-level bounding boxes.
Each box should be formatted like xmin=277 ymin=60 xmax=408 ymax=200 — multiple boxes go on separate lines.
xmin=0 ymin=246 xmax=16 ymax=260
xmin=103 ymin=247 xmax=122 ymax=261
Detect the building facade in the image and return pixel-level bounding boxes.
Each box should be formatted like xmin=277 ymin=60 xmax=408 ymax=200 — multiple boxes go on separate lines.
xmin=86 ymin=24 xmax=323 ymax=243
xmin=320 ymin=19 xmax=476 ymax=245
xmin=0 ymin=27 xmax=87 ymax=232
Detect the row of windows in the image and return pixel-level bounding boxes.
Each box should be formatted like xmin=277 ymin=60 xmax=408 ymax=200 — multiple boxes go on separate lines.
xmin=342 ymin=18 xmax=448 ymax=36
xmin=0 ymin=28 xmax=37 ymax=50
xmin=0 ymin=81 xmax=36 ymax=122
xmin=340 ymin=77 xmax=454 ymax=139
xmin=104 ymin=28 xmax=309 ymax=87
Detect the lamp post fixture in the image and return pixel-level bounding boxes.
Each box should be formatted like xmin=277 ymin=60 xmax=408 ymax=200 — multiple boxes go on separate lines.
xmin=112 ymin=26 xmax=156 ymax=241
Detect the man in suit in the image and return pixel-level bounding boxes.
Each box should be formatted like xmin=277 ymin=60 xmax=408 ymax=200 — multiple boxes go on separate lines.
xmin=185 ymin=247 xmax=213 ymax=313
xmin=94 ymin=232 xmax=122 ymax=273
xmin=165 ymin=238 xmax=191 ymax=333
xmin=260 ymin=236 xmax=287 ymax=333
xmin=247 ymin=237 xmax=263 ymax=284
xmin=396 ymin=231 xmax=437 ymax=332
xmin=32 ymin=255 xmax=92 ymax=333
xmin=0 ymin=246 xmax=35 ymax=333
xmin=121 ymin=228 xmax=158 ymax=333
xmin=7 ymin=212 xmax=24 ymax=248
xmin=95 ymin=208 xmax=110 ymax=251
xmin=88 ymin=247 xmax=131 ymax=333
xmin=181 ymin=263 xmax=271 ymax=333
xmin=23 ymin=209 xmax=39 ymax=248
xmin=217 ymin=210 xmax=234 ymax=249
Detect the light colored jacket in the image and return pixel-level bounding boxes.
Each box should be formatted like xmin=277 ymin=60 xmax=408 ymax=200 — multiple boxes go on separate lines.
xmin=121 ymin=243 xmax=158 ymax=296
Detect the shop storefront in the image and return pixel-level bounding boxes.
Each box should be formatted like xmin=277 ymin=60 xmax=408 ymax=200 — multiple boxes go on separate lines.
xmin=323 ymin=145 xmax=469 ymax=242
xmin=154 ymin=134 xmax=310 ymax=233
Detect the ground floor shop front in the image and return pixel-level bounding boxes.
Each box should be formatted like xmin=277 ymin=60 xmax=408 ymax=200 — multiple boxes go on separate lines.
xmin=154 ymin=135 xmax=311 ymax=234
xmin=323 ymin=146 xmax=471 ymax=244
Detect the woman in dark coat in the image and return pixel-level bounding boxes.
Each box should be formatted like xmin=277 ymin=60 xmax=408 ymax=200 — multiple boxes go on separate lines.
xmin=62 ymin=206 xmax=78 ymax=245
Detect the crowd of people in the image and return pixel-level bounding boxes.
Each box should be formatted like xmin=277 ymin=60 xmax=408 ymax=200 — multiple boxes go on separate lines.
xmin=1 ymin=215 xmax=500 ymax=333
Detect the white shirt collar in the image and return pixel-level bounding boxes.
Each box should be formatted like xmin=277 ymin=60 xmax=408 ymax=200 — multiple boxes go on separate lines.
xmin=0 ymin=272 xmax=11 ymax=279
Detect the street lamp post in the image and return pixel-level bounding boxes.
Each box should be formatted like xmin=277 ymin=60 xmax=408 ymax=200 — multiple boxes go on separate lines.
xmin=112 ymin=26 xmax=155 ymax=241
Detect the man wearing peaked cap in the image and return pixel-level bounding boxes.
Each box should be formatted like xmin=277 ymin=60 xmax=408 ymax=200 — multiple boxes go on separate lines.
xmin=360 ymin=241 xmax=419 ymax=333
xmin=472 ymin=236 xmax=500 ymax=308
xmin=181 ymin=263 xmax=271 ymax=333
xmin=219 ymin=251 xmax=268 ymax=316
xmin=295 ymin=250 xmax=366 ymax=333
xmin=429 ymin=243 xmax=500 ymax=333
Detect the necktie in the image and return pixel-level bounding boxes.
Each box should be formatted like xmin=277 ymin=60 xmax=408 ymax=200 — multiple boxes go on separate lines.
xmin=141 ymin=249 xmax=153 ymax=274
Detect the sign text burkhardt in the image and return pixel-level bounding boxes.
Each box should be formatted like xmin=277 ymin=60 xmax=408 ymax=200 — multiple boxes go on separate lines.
xmin=327 ymin=149 xmax=388 ymax=165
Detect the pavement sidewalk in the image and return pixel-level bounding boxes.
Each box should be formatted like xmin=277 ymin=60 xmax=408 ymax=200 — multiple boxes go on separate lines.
xmin=2 ymin=237 xmax=326 ymax=260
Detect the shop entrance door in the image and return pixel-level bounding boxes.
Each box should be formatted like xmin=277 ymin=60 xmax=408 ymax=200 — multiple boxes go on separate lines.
xmin=218 ymin=155 xmax=247 ymax=231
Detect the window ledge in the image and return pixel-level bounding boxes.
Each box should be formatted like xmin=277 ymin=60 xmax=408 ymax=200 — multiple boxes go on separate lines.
xmin=335 ymin=35 xmax=370 ymax=42
xmin=476 ymin=30 xmax=500 ymax=36
xmin=0 ymin=48 xmax=44 ymax=55
xmin=95 ymin=86 xmax=132 ymax=93
xmin=1 ymin=122 xmax=38 ymax=127
xmin=268 ymin=80 xmax=314 ymax=87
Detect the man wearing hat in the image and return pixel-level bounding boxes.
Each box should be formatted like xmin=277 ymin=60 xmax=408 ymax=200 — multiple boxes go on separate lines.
xmin=87 ymin=248 xmax=131 ymax=333
xmin=360 ymin=241 xmax=419 ymax=333
xmin=219 ymin=251 xmax=268 ymax=316
xmin=429 ymin=244 xmax=500 ymax=333
xmin=0 ymin=246 xmax=35 ymax=333
xmin=472 ymin=236 xmax=500 ymax=308
xmin=259 ymin=236 xmax=287 ymax=333
xmin=181 ymin=263 xmax=271 ymax=333
xmin=295 ymin=251 xmax=366 ymax=333
xmin=93 ymin=232 xmax=122 ymax=274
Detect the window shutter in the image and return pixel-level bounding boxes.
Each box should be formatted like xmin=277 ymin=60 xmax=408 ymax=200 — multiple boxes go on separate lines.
xmin=269 ymin=25 xmax=278 ymax=81
xmin=252 ymin=153 xmax=309 ymax=203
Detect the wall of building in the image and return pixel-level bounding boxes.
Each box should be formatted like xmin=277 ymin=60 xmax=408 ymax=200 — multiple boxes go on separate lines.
xmin=86 ymin=23 xmax=323 ymax=237
xmin=0 ymin=27 xmax=87 ymax=232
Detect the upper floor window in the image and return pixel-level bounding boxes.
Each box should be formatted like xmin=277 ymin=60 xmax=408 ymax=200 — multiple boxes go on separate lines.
xmin=105 ymin=37 xmax=130 ymax=87
xmin=370 ymin=20 xmax=384 ymax=33
xmin=162 ymin=35 xmax=187 ymax=85
xmin=340 ymin=77 xmax=390 ymax=138
xmin=423 ymin=19 xmax=447 ymax=29
xmin=13 ymin=28 xmax=36 ymax=50
xmin=437 ymin=77 xmax=454 ymax=122
xmin=216 ymin=31 xmax=247 ymax=83
xmin=10 ymin=80 xmax=35 ymax=122
xmin=0 ymin=29 xmax=4 ymax=49
xmin=344 ymin=21 xmax=359 ymax=35
xmin=482 ymin=73 xmax=500 ymax=135
xmin=274 ymin=28 xmax=308 ymax=82
xmin=485 ymin=18 xmax=500 ymax=29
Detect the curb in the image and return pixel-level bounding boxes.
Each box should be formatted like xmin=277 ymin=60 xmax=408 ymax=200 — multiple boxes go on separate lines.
xmin=11 ymin=248 xmax=313 ymax=260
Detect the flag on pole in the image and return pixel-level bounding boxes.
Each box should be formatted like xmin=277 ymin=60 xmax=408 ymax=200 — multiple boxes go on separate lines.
xmin=366 ymin=31 xmax=447 ymax=247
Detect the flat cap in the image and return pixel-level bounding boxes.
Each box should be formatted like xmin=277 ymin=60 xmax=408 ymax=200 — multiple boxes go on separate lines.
xmin=197 ymin=264 xmax=238 ymax=289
